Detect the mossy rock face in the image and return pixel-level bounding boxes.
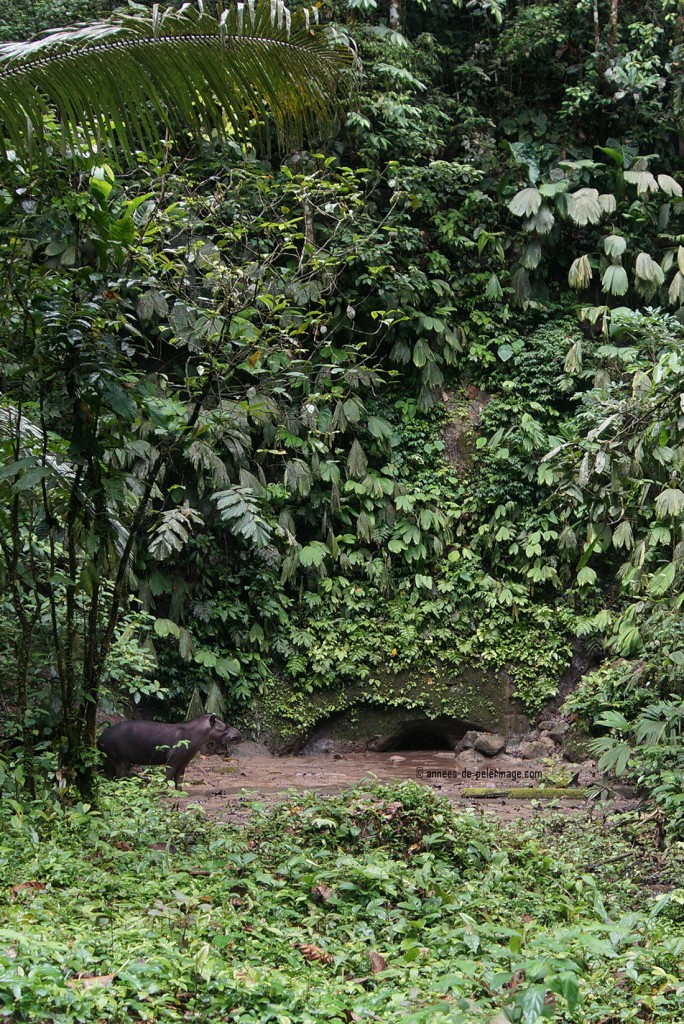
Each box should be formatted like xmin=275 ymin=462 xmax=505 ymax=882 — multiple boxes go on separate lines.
xmin=561 ymin=724 xmax=596 ymax=764
xmin=253 ymin=664 xmax=531 ymax=754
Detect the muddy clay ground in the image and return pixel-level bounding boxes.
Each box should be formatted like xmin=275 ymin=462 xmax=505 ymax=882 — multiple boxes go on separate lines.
xmin=172 ymin=748 xmax=637 ymax=826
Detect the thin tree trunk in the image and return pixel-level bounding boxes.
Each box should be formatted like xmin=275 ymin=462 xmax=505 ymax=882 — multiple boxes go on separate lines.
xmin=389 ymin=0 xmax=401 ymax=32
xmin=608 ymin=0 xmax=619 ymax=55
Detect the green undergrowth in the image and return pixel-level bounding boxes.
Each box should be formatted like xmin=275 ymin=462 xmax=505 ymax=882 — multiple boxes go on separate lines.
xmin=1 ymin=780 xmax=683 ymax=1023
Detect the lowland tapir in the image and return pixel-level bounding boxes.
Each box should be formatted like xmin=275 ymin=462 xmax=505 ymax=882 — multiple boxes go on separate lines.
xmin=97 ymin=714 xmax=244 ymax=787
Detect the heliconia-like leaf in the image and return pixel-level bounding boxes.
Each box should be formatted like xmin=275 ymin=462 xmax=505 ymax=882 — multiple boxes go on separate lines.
xmin=655 ymin=487 xmax=684 ymax=519
xmin=612 ymin=520 xmax=633 ymax=550
xmin=0 ymin=1 xmax=352 ymax=163
xmin=568 ymin=254 xmax=593 ymax=290
xmin=511 ymin=265 xmax=531 ymax=304
xmin=668 ymin=271 xmax=684 ymax=306
xmin=635 ymin=251 xmax=665 ymax=284
xmin=601 ymin=264 xmax=629 ymax=296
xmin=564 ymin=188 xmax=602 ymax=226
xmin=484 ymin=272 xmax=503 ymax=300
xmin=603 ymin=235 xmax=627 ymax=258
xmin=522 ymin=204 xmax=554 ymax=234
xmin=521 ymin=240 xmax=542 ymax=269
xmin=678 ymin=246 xmax=684 ymax=276
xmin=657 ymin=174 xmax=683 ymax=196
xmin=507 ymin=187 xmax=542 ymax=217
xmin=597 ymin=193 xmax=617 ymax=214
xmin=624 ymin=170 xmax=658 ymax=194
xmin=647 ymin=561 xmax=676 ymax=597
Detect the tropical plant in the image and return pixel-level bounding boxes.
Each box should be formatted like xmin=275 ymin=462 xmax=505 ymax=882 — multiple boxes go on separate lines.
xmin=0 ymin=0 xmax=352 ymax=162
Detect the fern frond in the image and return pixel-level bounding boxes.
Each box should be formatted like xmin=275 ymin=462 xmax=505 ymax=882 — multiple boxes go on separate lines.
xmin=148 ymin=501 xmax=204 ymax=560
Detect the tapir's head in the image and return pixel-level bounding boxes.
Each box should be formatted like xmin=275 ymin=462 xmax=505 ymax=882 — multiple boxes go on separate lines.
xmin=208 ymin=714 xmax=244 ymax=744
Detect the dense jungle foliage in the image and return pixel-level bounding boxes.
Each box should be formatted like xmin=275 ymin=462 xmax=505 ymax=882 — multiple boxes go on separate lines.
xmin=0 ymin=0 xmax=683 ymax=830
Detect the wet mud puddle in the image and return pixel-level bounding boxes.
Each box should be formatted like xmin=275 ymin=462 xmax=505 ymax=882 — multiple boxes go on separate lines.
xmin=174 ymin=749 xmax=626 ymax=825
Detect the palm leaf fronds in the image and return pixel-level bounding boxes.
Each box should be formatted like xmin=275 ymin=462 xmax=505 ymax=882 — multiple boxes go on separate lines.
xmin=0 ymin=0 xmax=353 ymax=163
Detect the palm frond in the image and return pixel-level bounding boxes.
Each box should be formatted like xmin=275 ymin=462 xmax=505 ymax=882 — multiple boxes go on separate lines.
xmin=0 ymin=1 xmax=353 ymax=163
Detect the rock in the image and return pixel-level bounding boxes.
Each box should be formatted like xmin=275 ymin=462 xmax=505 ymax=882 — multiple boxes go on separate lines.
xmin=233 ymin=740 xmax=271 ymax=759
xmin=504 ymin=739 xmax=522 ymax=756
xmin=473 ymin=733 xmax=506 ymax=757
xmin=453 ymin=730 xmax=483 ymax=754
xmin=525 ymin=728 xmax=541 ymax=741
xmin=561 ymin=726 xmax=595 ymax=763
xmin=389 ymin=755 xmax=406 ymax=764
xmin=548 ymin=721 xmax=570 ymax=743
xmin=299 ymin=737 xmax=335 ymax=756
xmin=518 ymin=737 xmax=556 ymax=760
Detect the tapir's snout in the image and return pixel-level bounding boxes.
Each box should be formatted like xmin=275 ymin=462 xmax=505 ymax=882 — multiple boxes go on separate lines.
xmin=223 ymin=726 xmax=244 ymax=743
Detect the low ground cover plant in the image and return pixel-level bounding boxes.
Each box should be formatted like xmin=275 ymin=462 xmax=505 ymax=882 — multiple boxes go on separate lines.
xmin=0 ymin=780 xmax=682 ymax=1023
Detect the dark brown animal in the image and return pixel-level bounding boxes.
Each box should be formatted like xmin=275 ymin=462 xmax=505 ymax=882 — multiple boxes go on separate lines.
xmin=97 ymin=714 xmax=243 ymax=786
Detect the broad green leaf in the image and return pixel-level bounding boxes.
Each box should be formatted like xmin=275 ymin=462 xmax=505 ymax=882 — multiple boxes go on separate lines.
xmin=597 ymin=193 xmax=617 ymax=214
xmin=299 ymin=541 xmax=329 ymax=567
xmin=366 ymin=415 xmax=393 ymax=440
xmin=520 ymin=984 xmax=546 ymax=1024
xmin=594 ymin=710 xmax=630 ymax=731
xmin=647 ymin=561 xmax=676 ymax=597
xmin=153 ymin=618 xmax=181 ymax=639
xmin=412 ymin=338 xmax=431 ymax=368
xmin=597 ymin=742 xmax=632 ymax=776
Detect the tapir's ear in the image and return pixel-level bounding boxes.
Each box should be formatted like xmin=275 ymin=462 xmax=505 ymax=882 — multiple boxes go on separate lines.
xmin=210 ymin=714 xmax=216 ymax=726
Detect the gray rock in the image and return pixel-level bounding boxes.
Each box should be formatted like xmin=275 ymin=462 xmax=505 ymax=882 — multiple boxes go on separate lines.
xmin=548 ymin=722 xmax=570 ymax=743
xmin=453 ymin=730 xmax=483 ymax=754
xmin=233 ymin=740 xmax=272 ymax=759
xmin=518 ymin=737 xmax=556 ymax=760
xmin=473 ymin=733 xmax=506 ymax=757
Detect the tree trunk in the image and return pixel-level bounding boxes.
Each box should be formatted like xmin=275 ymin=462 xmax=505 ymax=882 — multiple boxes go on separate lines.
xmin=389 ymin=0 xmax=401 ymax=32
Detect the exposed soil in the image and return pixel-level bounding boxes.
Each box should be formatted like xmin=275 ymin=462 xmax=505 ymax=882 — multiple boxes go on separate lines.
xmin=171 ymin=748 xmax=637 ymax=826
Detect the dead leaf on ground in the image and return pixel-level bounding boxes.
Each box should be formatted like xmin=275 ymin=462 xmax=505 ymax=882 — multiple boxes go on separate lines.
xmin=311 ymin=883 xmax=332 ymax=902
xmin=10 ymin=881 xmax=46 ymax=896
xmin=297 ymin=943 xmax=334 ymax=965
xmin=369 ymin=951 xmax=387 ymax=974
xmin=66 ymin=973 xmax=116 ymax=989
